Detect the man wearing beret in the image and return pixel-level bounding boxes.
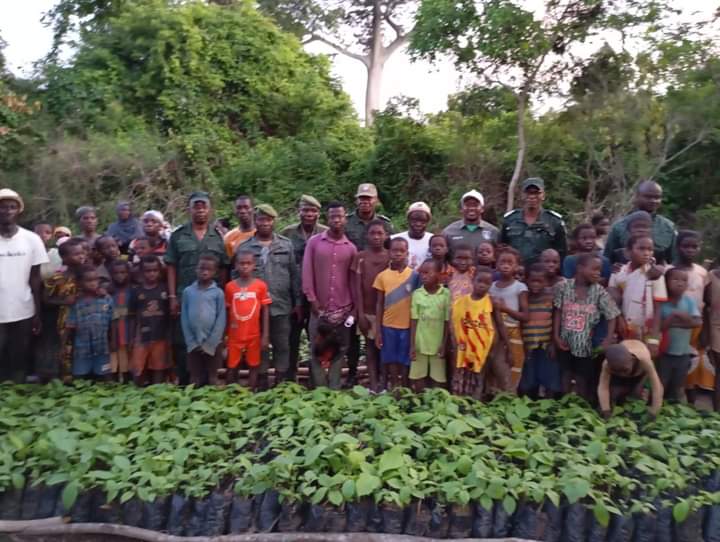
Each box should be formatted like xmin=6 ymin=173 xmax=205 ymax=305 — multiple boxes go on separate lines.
xmin=281 ymin=195 xmax=328 ymax=380
xmin=239 ymin=204 xmax=301 ymax=386
xmin=0 ymin=188 xmax=48 ymax=382
xmin=500 ymin=178 xmax=567 ymax=267
xmin=166 ymin=191 xmax=229 ymax=384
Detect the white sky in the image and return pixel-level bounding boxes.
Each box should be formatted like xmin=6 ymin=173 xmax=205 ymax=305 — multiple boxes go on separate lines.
xmin=1 ymin=1 xmax=717 ymax=119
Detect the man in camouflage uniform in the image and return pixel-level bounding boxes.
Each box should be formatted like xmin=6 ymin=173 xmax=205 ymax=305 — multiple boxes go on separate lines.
xmin=500 ymin=178 xmax=567 ymax=267
xmin=238 ymin=204 xmax=301 ymax=387
xmin=280 ymin=195 xmax=328 ymax=380
xmin=344 ymin=183 xmax=394 ymax=386
xmin=603 ymin=180 xmax=676 ymax=265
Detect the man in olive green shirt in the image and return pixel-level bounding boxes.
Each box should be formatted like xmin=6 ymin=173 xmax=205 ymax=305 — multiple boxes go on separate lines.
xmin=280 ymin=195 xmax=328 ymax=379
xmin=238 ymin=204 xmax=301 ymax=386
xmin=442 ymin=189 xmax=499 ymax=257
xmin=500 ymin=178 xmax=567 ymax=266
xmin=165 ymin=191 xmax=229 ymax=385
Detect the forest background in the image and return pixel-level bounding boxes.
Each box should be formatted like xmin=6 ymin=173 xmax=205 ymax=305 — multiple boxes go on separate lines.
xmin=1 ymin=0 xmax=719 ymax=256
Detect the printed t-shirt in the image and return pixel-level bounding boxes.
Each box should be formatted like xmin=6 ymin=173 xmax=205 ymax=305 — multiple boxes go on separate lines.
xmin=660 ymin=295 xmax=700 ymax=355
xmin=489 ymin=280 xmax=528 ymax=326
xmin=391 ymin=231 xmax=433 ymax=270
xmin=448 ymin=268 xmax=475 ymax=301
xmin=523 ymin=291 xmax=553 ymax=350
xmin=225 ymin=279 xmax=272 ymax=343
xmin=411 ymin=286 xmax=451 ymax=355
xmin=351 ymin=250 xmax=389 ymax=315
xmin=129 ymin=284 xmax=170 ymax=344
xmin=111 ymin=287 xmax=133 ymax=349
xmin=0 ymin=226 xmax=49 ymax=323
xmin=452 ymin=294 xmax=495 ymax=373
xmin=609 ymin=263 xmax=668 ymax=338
xmin=553 ymin=279 xmax=621 ymax=358
xmin=373 ymin=266 xmax=420 ymax=329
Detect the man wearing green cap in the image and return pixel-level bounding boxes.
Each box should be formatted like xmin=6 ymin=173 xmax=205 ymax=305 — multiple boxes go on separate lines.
xmin=166 ymin=191 xmax=229 ymax=384
xmin=500 ymin=178 xmax=567 ymax=266
xmin=238 ymin=204 xmax=301 ymax=386
xmin=281 ymin=195 xmax=328 ymax=378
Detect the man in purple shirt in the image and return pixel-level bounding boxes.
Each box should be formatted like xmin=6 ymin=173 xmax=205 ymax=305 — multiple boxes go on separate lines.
xmin=302 ymin=201 xmax=357 ymax=388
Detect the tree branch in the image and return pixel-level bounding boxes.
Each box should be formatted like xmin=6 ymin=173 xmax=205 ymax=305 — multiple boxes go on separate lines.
xmin=384 ymin=13 xmax=404 ymax=39
xmin=651 ymin=127 xmax=709 ymax=178
xmin=384 ymin=32 xmax=409 ymax=58
xmin=306 ymin=34 xmax=370 ymax=67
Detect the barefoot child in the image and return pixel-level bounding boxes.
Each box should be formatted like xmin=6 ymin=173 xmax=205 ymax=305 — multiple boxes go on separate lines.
xmin=410 ymin=259 xmax=451 ymax=392
xmin=108 ymin=260 xmax=133 ymax=383
xmin=225 ymin=250 xmax=271 ymax=391
xmin=429 ymin=235 xmax=454 ymax=286
xmin=374 ymin=237 xmax=419 ymax=390
xmin=352 ymin=220 xmax=390 ymax=391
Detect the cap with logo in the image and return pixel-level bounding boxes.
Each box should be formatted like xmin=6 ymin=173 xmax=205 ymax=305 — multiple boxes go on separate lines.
xmin=299 ymin=194 xmax=322 ymax=209
xmin=0 ymin=188 xmax=24 ymax=213
xmin=406 ymin=201 xmax=432 ymax=218
xmin=522 ymin=177 xmax=545 ymax=191
xmin=460 ymin=189 xmax=484 ymax=206
xmin=255 ymin=204 xmax=278 ymax=219
xmin=188 ymin=191 xmax=211 ymax=206
xmin=356 ymin=183 xmax=378 ymax=198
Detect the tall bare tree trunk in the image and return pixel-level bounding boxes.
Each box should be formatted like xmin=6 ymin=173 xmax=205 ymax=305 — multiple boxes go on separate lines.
xmin=365 ymin=0 xmax=384 ymax=126
xmin=506 ymin=91 xmax=527 ymax=212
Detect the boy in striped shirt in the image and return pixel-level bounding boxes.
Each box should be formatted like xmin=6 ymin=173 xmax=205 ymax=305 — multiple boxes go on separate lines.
xmin=518 ymin=263 xmax=562 ymax=398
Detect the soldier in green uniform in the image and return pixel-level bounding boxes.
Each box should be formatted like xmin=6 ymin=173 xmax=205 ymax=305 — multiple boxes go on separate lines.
xmin=238 ymin=204 xmax=301 ymax=387
xmin=344 ymin=183 xmax=394 ymax=386
xmin=500 ymin=178 xmax=567 ymax=267
xmin=165 ymin=191 xmax=229 ymax=385
xmin=280 ymin=195 xmax=328 ymax=380
xmin=603 ymin=180 xmax=676 ymax=265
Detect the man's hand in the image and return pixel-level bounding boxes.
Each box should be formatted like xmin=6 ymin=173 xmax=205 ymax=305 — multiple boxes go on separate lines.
xmin=310 ymin=301 xmax=321 ymax=316
xmin=437 ymin=345 xmax=446 ymax=358
xmin=292 ymin=305 xmax=304 ymax=323
xmin=647 ymin=265 xmax=663 ymax=281
xmin=554 ymin=336 xmax=570 ymax=352
xmin=358 ymin=314 xmax=371 ymax=336
xmin=32 ymin=315 xmax=42 ymax=336
xmin=170 ymin=297 xmax=180 ymax=317
xmin=261 ymin=334 xmax=270 ymax=350
xmin=375 ymin=334 xmax=383 ymax=350
xmin=410 ymin=346 xmax=416 ymax=361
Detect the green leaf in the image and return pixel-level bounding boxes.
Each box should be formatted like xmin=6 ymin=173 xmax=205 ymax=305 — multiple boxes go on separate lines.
xmin=480 ymin=495 xmax=493 ymax=511
xmin=11 ymin=472 xmax=25 ymax=490
xmin=593 ymin=502 xmax=610 ymax=527
xmin=586 ymin=440 xmax=604 ymax=460
xmin=328 ymin=490 xmax=343 ymax=506
xmin=673 ymin=500 xmax=690 ymax=523
xmin=173 ymin=448 xmax=189 ymax=465
xmin=279 ymin=426 xmax=293 ymax=439
xmin=342 ymin=479 xmax=355 ymax=500
xmin=356 ymin=473 xmax=381 ymax=497
xmin=114 ymin=456 xmax=131 ymax=471
xmin=563 ymin=478 xmax=590 ymax=504
xmin=447 ymin=419 xmax=472 ymax=438
xmin=305 ymin=444 xmax=325 ymax=465
xmin=514 ymin=402 xmax=531 ymax=420
xmin=378 ymin=449 xmax=404 ymax=473
xmin=62 ymin=481 xmax=80 ymax=510
xmin=503 ymin=495 xmax=517 ymax=515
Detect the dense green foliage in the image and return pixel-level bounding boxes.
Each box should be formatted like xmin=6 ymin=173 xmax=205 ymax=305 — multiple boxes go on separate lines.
xmin=2 ymin=383 xmax=720 ymax=529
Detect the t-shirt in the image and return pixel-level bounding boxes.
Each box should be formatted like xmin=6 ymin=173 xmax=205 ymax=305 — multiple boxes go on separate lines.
xmin=411 ymin=286 xmax=451 ymax=355
xmin=553 ymin=280 xmax=621 ymax=358
xmin=351 ymin=250 xmax=389 ymax=315
xmin=129 ymin=284 xmax=170 ymax=344
xmin=373 ymin=266 xmax=420 ymax=329
xmin=562 ymin=253 xmax=612 ymax=282
xmin=660 ymin=295 xmax=700 ymax=356
xmin=667 ymin=264 xmax=708 ymax=312
xmin=391 ymin=231 xmax=433 ymax=270
xmin=523 ymin=291 xmax=553 ymax=350
xmin=448 ymin=268 xmax=475 ymax=302
xmin=225 ymin=279 xmax=272 ymax=343
xmin=0 ymin=227 xmax=49 ymax=323
xmin=223 ymin=227 xmax=256 ymax=258
xmin=609 ymin=263 xmax=668 ymax=339
xmin=452 ymin=294 xmax=495 ymax=373
xmin=489 ymin=280 xmax=528 ymax=326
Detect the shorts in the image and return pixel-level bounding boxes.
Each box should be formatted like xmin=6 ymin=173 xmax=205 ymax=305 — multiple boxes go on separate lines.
xmin=73 ymin=354 xmax=111 ymax=377
xmin=110 ymin=346 xmax=130 ymax=373
xmin=227 ymin=337 xmax=262 ymax=368
xmin=410 ymin=354 xmax=446 ymax=383
xmin=518 ymin=348 xmax=562 ymax=394
xmin=357 ymin=314 xmax=377 ymax=340
xmin=380 ymin=326 xmax=411 ymax=366
xmin=131 ymin=340 xmax=170 ymax=376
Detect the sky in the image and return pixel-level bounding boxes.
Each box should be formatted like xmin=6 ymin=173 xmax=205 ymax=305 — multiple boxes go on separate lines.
xmin=0 ymin=1 xmax=717 ymax=119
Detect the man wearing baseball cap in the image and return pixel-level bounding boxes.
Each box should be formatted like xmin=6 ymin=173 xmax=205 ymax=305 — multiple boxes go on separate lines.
xmin=442 ymin=189 xmax=499 ymax=256
xmin=165 ymin=190 xmax=230 ymax=384
xmin=392 ymin=201 xmax=433 ymax=270
xmin=500 ymin=178 xmax=567 ymax=266
xmin=345 ymin=183 xmax=394 ymax=251
xmin=0 ymin=188 xmax=49 ymax=382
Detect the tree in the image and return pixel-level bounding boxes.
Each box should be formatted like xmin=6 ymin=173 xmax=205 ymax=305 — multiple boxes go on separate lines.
xmin=411 ymin=0 xmax=668 ymax=211
xmin=257 ymin=0 xmax=417 ymax=125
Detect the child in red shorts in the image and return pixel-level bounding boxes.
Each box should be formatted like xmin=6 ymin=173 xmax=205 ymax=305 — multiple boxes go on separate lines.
xmin=225 ymin=250 xmax=271 ymax=390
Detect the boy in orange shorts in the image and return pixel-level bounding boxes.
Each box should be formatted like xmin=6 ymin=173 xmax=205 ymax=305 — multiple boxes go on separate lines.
xmin=225 ymin=250 xmax=271 ymax=390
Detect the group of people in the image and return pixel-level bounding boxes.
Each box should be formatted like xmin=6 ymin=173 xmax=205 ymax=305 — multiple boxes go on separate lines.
xmin=1 ymin=177 xmax=718 ymax=418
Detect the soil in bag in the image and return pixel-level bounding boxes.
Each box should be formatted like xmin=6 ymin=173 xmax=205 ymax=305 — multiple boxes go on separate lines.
xmin=203 ymin=489 xmax=231 ymax=536
xmin=561 ymin=502 xmax=586 ymax=542
xmin=654 ymin=506 xmax=672 ymax=542
xmin=256 ymin=490 xmax=281 ymax=532
xmin=493 ymin=500 xmax=512 ymax=538
xmin=382 ymin=503 xmax=405 ymax=534
xmin=228 ymin=496 xmax=255 ymax=533
xmin=632 ymin=512 xmax=656 ymax=542
xmin=21 ymin=482 xmax=42 ymax=520
xmin=325 ymin=504 xmax=347 ymax=533
xmin=428 ymin=503 xmax=450 ymax=539
xmin=448 ymin=504 xmax=473 ymax=539
xmin=142 ymin=496 xmax=170 ymax=532
xmin=512 ymin=501 xmax=546 ymax=540
xmin=346 ymin=501 xmax=368 ymax=532
xmin=586 ymin=510 xmax=607 ymax=542
xmin=405 ymin=500 xmax=432 ymax=537
xmin=36 ymin=483 xmax=62 ymax=519
xmin=367 ymin=500 xmax=384 ymax=533
xmin=304 ymin=504 xmax=326 ymax=532
xmin=185 ymin=496 xmax=210 ymax=536
xmin=70 ymin=490 xmax=95 ymax=523
xmin=92 ymin=491 xmax=123 ymax=525
xmin=121 ymin=496 xmax=145 ymax=527
xmin=0 ymin=487 xmax=24 ymax=520
xmin=607 ymin=514 xmax=635 ymax=542
xmin=705 ymin=505 xmax=720 ymax=542
xmin=542 ymin=500 xmax=563 ymax=542
xmin=472 ymin=501 xmax=494 ymax=539
xmin=674 ymin=508 xmax=704 ymax=542
xmin=278 ymin=500 xmax=304 ymax=532
xmin=166 ymin=494 xmax=190 ymax=536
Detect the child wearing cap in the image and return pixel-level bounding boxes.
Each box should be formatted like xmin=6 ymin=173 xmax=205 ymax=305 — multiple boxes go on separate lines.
xmin=392 ymin=202 xmax=433 ymax=270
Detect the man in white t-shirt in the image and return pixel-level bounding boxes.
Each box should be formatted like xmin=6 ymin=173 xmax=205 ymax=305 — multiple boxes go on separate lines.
xmin=0 ymin=189 xmax=49 ymax=382
xmin=392 ymin=201 xmax=434 ymax=270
